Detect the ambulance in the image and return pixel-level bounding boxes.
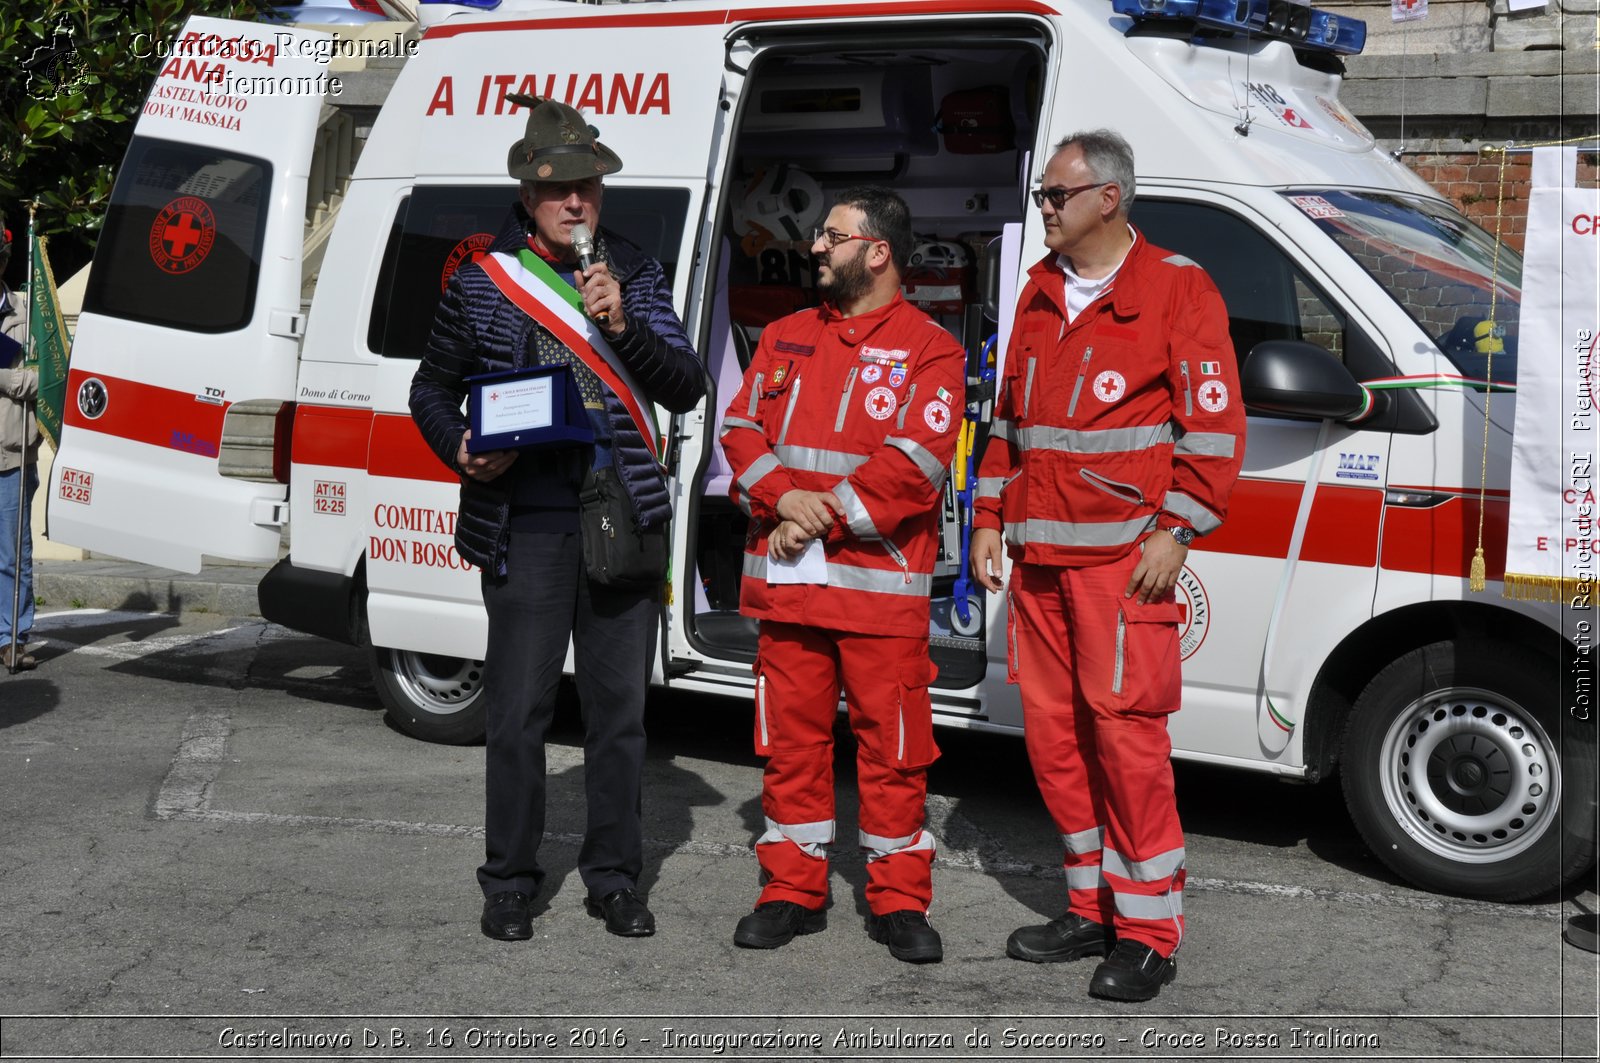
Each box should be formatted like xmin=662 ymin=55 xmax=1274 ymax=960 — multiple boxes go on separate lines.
xmin=48 ymin=0 xmax=1594 ymax=902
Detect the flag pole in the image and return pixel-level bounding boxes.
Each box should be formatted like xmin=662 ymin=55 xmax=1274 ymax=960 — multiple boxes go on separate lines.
xmin=7 ymin=203 xmax=35 ymax=673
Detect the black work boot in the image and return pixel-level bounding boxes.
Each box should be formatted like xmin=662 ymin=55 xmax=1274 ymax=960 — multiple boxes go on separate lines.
xmin=1006 ymin=912 xmax=1112 ymax=962
xmin=1089 ymin=940 xmax=1177 ymax=1001
xmin=733 ymin=901 xmax=826 ymax=949
xmin=865 ymin=910 xmax=943 ymax=964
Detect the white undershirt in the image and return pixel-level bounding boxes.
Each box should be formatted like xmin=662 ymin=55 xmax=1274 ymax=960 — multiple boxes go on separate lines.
xmin=1057 ymin=225 xmax=1138 ymax=324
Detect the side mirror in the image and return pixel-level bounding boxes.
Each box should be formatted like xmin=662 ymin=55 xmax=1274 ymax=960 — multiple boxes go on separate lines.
xmin=1241 ymin=340 xmax=1370 ymax=421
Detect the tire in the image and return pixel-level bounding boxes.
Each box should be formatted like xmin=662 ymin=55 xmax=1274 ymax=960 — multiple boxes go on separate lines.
xmin=1341 ymin=638 xmax=1596 ymax=900
xmin=367 ymin=641 xmax=488 ymax=745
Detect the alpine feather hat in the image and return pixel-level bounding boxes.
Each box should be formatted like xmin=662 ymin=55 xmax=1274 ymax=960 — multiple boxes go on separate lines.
xmin=505 ymin=94 xmax=623 ymax=182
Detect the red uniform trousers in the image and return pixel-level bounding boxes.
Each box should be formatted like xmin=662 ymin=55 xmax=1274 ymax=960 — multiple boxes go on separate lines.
xmin=1009 ymin=550 xmax=1187 ymax=957
xmin=753 ymin=620 xmax=939 ymax=916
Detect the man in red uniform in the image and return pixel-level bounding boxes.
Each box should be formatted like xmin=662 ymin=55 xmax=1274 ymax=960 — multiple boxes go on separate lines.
xmin=971 ymin=130 xmax=1245 ymax=1001
xmin=720 ymin=186 xmax=964 ymax=963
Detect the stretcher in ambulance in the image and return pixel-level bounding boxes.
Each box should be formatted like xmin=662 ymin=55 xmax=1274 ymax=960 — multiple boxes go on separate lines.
xmin=49 ymin=0 xmax=1593 ymax=902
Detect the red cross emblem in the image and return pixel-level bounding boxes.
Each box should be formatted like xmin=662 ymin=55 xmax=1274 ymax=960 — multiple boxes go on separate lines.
xmin=1198 ymin=380 xmax=1230 ymax=413
xmin=923 ymin=399 xmax=952 ymax=434
xmin=865 ymin=386 xmax=897 ymax=420
xmin=1093 ymin=370 xmax=1126 ymax=403
xmin=489 ymin=391 xmax=500 ymax=401
xmin=148 ymin=196 xmax=216 ymax=275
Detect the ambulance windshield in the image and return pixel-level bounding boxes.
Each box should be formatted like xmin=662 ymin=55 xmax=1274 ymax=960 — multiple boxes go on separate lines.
xmin=1282 ymin=190 xmax=1521 ymax=385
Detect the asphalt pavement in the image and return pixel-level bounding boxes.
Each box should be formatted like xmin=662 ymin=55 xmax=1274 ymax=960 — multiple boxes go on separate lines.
xmin=4 ymin=561 xmax=1598 ymax=1062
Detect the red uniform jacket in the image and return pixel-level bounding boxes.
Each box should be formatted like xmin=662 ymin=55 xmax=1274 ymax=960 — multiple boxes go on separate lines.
xmin=975 ymin=229 xmax=1246 ymax=567
xmin=721 ymin=294 xmax=965 ymax=637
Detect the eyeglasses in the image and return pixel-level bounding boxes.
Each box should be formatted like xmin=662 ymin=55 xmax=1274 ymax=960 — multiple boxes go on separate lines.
xmin=1030 ymin=182 xmax=1110 ymax=209
xmin=812 ymin=227 xmax=882 ymax=249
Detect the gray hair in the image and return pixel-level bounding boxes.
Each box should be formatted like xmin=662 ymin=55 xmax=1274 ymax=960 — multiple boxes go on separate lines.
xmin=1053 ymin=129 xmax=1137 ymax=215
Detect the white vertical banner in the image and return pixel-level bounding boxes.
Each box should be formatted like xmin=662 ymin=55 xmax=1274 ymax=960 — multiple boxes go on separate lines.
xmin=1504 ymin=147 xmax=1600 ymax=600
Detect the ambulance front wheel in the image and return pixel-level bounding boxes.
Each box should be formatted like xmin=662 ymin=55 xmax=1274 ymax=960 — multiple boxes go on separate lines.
xmin=1341 ymin=638 xmax=1596 ymax=901
xmin=368 ymin=643 xmax=488 ymax=745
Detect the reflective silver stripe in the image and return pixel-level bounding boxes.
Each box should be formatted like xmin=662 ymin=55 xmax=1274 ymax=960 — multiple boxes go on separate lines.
xmin=1065 ymin=864 xmax=1106 ymax=891
xmin=1062 ymin=826 xmax=1104 ymax=856
xmin=989 ymin=418 xmax=1017 ymax=445
xmin=743 ymin=551 xmax=931 ymax=595
xmin=777 ymin=377 xmax=803 ymax=445
xmin=1164 ymin=253 xmax=1199 ymax=268
xmin=1023 ymin=357 xmax=1038 ymax=417
xmin=835 ymin=366 xmax=860 ymax=432
xmin=976 ymin=476 xmax=1006 ymax=501
xmin=733 ymin=493 xmax=752 ymax=517
xmin=1112 ymin=609 xmax=1126 ymax=694
xmin=896 ymin=382 xmax=917 ymax=430
xmin=833 ymin=480 xmax=880 ymax=539
xmin=1006 ymin=515 xmax=1152 ymax=548
xmin=1018 ymin=422 xmax=1174 ymax=454
xmin=1174 ymin=431 xmax=1236 ymax=458
xmin=1066 ymin=348 xmax=1091 ymax=419
xmin=758 ymin=816 xmax=834 ymax=858
xmin=1162 ymin=490 xmax=1222 ymax=534
xmin=1113 ymin=890 xmax=1184 ymax=922
xmin=773 ymin=445 xmax=868 ymax=477
xmin=746 ymin=372 xmax=763 ymax=417
xmin=756 ymin=674 xmax=769 ymax=747
xmin=858 ymin=828 xmax=936 ymax=861
xmin=1102 ymin=846 xmax=1187 ymax=884
xmin=1180 ymin=360 xmax=1193 ymax=417
xmin=722 ymin=416 xmax=764 ymax=437
xmin=736 ymin=452 xmax=783 ymax=495
xmin=887 ymin=436 xmax=947 ymax=489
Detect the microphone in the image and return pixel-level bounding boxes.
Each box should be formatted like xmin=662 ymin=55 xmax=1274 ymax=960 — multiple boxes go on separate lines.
xmin=570 ymin=223 xmax=608 ymax=325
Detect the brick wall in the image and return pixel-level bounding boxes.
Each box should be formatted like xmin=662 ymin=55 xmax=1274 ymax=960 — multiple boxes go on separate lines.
xmin=1401 ymin=152 xmax=1600 ymax=252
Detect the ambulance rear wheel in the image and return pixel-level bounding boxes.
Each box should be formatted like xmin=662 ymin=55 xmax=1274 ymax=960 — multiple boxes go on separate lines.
xmin=369 ymin=644 xmax=487 ymax=745
xmin=1341 ymin=639 xmax=1595 ymax=901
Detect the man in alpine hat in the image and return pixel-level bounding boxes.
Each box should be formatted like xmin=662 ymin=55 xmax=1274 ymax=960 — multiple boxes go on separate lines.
xmin=410 ymin=96 xmax=703 ymax=942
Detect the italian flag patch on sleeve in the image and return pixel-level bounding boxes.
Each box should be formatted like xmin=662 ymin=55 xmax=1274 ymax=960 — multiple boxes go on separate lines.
xmin=1200 ymin=360 xmax=1221 ymax=376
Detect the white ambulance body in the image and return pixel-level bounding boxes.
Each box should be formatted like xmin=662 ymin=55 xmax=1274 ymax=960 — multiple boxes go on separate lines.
xmin=49 ymin=0 xmax=1593 ymax=901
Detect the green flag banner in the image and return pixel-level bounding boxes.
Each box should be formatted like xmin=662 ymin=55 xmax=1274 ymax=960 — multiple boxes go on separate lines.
xmin=27 ymin=231 xmax=70 ymax=450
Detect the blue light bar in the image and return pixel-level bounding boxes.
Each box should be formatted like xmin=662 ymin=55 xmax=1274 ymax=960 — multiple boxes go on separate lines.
xmin=1306 ymin=7 xmax=1367 ymax=53
xmin=1112 ymin=0 xmax=1268 ymax=32
xmin=1114 ymin=0 xmax=1366 ymax=54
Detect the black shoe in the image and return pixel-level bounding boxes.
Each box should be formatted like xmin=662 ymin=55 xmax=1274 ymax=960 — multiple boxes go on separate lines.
xmin=1006 ymin=912 xmax=1112 ymax=963
xmin=733 ymin=901 xmax=827 ymax=949
xmin=1089 ymin=940 xmax=1177 ymax=1001
xmin=866 ymin=909 xmax=943 ymax=964
xmin=480 ymin=891 xmax=532 ymax=941
xmin=584 ymin=888 xmax=656 ymax=937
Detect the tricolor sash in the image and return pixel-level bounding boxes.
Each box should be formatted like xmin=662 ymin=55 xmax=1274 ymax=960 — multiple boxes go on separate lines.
xmin=478 ymin=250 xmax=662 ymax=467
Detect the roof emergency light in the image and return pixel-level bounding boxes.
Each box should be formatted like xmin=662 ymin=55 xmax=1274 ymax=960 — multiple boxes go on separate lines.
xmin=1306 ymin=7 xmax=1367 ymax=53
xmin=1113 ymin=0 xmax=1367 ymax=54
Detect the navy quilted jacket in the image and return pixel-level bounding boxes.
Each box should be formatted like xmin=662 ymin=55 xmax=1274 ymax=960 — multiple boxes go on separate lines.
xmin=409 ymin=210 xmax=703 ymax=576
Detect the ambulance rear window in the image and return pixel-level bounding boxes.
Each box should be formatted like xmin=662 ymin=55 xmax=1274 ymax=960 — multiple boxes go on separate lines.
xmin=368 ymin=185 xmax=690 ymax=360
xmin=83 ymin=137 xmax=269 ymax=334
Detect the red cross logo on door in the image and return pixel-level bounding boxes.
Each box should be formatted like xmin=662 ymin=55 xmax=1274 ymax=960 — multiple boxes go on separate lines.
xmin=148 ymin=196 xmax=216 ymax=275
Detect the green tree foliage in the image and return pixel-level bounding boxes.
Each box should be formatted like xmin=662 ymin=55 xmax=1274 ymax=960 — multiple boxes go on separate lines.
xmin=1 ymin=0 xmax=278 ymax=281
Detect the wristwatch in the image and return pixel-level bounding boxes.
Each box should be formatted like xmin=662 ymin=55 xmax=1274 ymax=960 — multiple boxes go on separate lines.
xmin=1165 ymin=526 xmax=1196 ymax=547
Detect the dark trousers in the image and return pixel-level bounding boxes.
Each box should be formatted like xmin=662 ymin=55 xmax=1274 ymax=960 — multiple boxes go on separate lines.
xmin=476 ymin=530 xmax=657 ymax=900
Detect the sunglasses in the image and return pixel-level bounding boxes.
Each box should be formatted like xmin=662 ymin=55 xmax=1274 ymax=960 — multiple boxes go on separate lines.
xmin=1030 ymin=182 xmax=1110 ymax=209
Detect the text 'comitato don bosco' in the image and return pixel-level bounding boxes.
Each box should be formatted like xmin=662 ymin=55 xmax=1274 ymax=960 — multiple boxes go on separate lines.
xmin=369 ymin=504 xmax=474 ymax=572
